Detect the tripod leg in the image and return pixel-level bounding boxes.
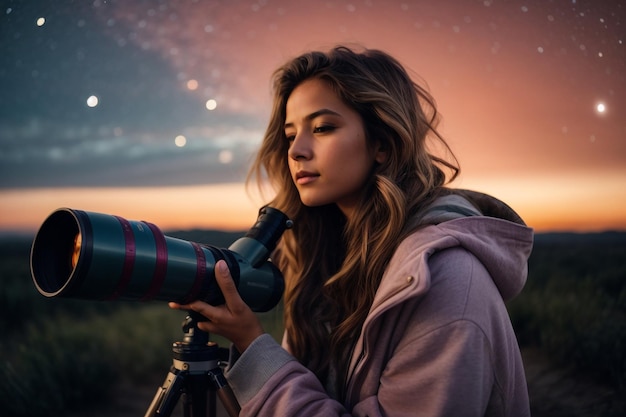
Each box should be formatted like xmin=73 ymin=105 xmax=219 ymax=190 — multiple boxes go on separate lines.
xmin=209 ymin=367 xmax=241 ymax=417
xmin=144 ymin=369 xmax=185 ymax=417
xmin=180 ymin=373 xmax=214 ymax=417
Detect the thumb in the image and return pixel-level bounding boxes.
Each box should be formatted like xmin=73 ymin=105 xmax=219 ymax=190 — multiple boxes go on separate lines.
xmin=215 ymin=259 xmax=239 ymax=297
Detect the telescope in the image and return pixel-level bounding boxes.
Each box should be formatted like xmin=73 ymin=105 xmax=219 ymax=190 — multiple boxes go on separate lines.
xmin=30 ymin=206 xmax=292 ymax=312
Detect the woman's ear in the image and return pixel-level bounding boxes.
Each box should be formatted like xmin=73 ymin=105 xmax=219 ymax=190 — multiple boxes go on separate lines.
xmin=374 ymin=144 xmax=388 ymax=164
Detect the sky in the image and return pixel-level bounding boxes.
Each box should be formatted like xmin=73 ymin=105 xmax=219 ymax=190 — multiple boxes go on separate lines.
xmin=1 ymin=0 xmax=624 ymax=235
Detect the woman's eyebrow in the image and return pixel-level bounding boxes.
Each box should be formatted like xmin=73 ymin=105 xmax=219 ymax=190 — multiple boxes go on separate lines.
xmin=284 ymin=108 xmax=341 ymax=130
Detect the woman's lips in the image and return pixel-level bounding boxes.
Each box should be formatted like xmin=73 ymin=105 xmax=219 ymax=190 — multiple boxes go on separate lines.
xmin=295 ymin=171 xmax=319 ymax=185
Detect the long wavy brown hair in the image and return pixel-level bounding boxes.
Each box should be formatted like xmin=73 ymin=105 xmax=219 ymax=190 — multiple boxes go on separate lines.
xmin=248 ymin=45 xmax=459 ymax=397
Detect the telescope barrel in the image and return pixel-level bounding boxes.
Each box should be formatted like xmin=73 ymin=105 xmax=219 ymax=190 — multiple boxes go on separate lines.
xmin=30 ymin=207 xmax=291 ymax=312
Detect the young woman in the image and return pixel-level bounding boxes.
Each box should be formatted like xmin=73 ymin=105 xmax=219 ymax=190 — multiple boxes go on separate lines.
xmin=170 ymin=45 xmax=533 ymax=416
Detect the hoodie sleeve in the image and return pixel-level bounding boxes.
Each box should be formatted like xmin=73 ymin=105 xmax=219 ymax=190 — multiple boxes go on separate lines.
xmin=226 ymin=334 xmax=351 ymax=416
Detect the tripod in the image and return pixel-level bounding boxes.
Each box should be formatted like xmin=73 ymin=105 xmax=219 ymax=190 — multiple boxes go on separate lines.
xmin=144 ymin=312 xmax=241 ymax=417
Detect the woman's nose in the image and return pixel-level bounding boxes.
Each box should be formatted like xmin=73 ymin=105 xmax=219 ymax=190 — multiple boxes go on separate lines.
xmin=288 ymin=133 xmax=313 ymax=160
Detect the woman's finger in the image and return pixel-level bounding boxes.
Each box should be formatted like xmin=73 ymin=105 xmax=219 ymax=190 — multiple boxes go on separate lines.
xmin=168 ymin=300 xmax=217 ymax=322
xmin=214 ymin=260 xmax=245 ymax=310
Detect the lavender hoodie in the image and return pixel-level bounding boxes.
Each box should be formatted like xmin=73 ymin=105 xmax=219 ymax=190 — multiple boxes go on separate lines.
xmin=226 ymin=191 xmax=534 ymax=417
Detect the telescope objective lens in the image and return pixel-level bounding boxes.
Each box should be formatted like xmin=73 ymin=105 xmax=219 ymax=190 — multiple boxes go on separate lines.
xmin=71 ymin=232 xmax=81 ymax=270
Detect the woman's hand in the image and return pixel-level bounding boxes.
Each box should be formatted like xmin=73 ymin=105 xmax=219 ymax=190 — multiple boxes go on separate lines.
xmin=169 ymin=259 xmax=264 ymax=353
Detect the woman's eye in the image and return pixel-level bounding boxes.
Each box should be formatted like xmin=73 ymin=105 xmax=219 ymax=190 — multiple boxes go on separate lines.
xmin=313 ymin=125 xmax=334 ymax=134
xmin=285 ymin=133 xmax=295 ymax=142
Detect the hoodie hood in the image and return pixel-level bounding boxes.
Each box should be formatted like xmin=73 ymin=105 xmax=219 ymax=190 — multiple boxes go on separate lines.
xmin=374 ymin=189 xmax=533 ymax=312
xmin=427 ymin=189 xmax=533 ymax=301
xmin=429 ymin=215 xmax=533 ymax=301
xmin=416 ymin=188 xmax=527 ymax=227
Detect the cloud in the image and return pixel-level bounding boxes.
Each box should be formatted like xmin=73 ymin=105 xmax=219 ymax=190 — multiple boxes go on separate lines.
xmin=0 ymin=118 xmax=262 ymax=188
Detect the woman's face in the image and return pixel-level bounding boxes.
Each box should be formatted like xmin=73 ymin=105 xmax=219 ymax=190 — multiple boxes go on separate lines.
xmin=285 ymin=78 xmax=384 ymax=218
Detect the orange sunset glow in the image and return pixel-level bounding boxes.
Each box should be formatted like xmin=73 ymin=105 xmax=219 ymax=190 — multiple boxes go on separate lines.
xmin=3 ymin=169 xmax=625 ymax=235
xmin=1 ymin=1 xmax=624 ymax=235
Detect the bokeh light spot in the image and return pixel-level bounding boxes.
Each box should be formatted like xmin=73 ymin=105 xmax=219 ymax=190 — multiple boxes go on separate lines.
xmin=219 ymin=150 xmax=233 ymax=164
xmin=206 ymin=99 xmax=217 ymax=110
xmin=86 ymin=95 xmax=99 ymax=107
xmin=36 ymin=17 xmax=45 ymax=27
xmin=187 ymin=79 xmax=198 ymax=90
xmin=596 ymin=103 xmax=606 ymax=114
xmin=175 ymin=135 xmax=187 ymax=147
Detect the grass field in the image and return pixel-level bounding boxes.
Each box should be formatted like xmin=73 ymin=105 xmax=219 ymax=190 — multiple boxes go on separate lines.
xmin=1 ymin=230 xmax=624 ymax=416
